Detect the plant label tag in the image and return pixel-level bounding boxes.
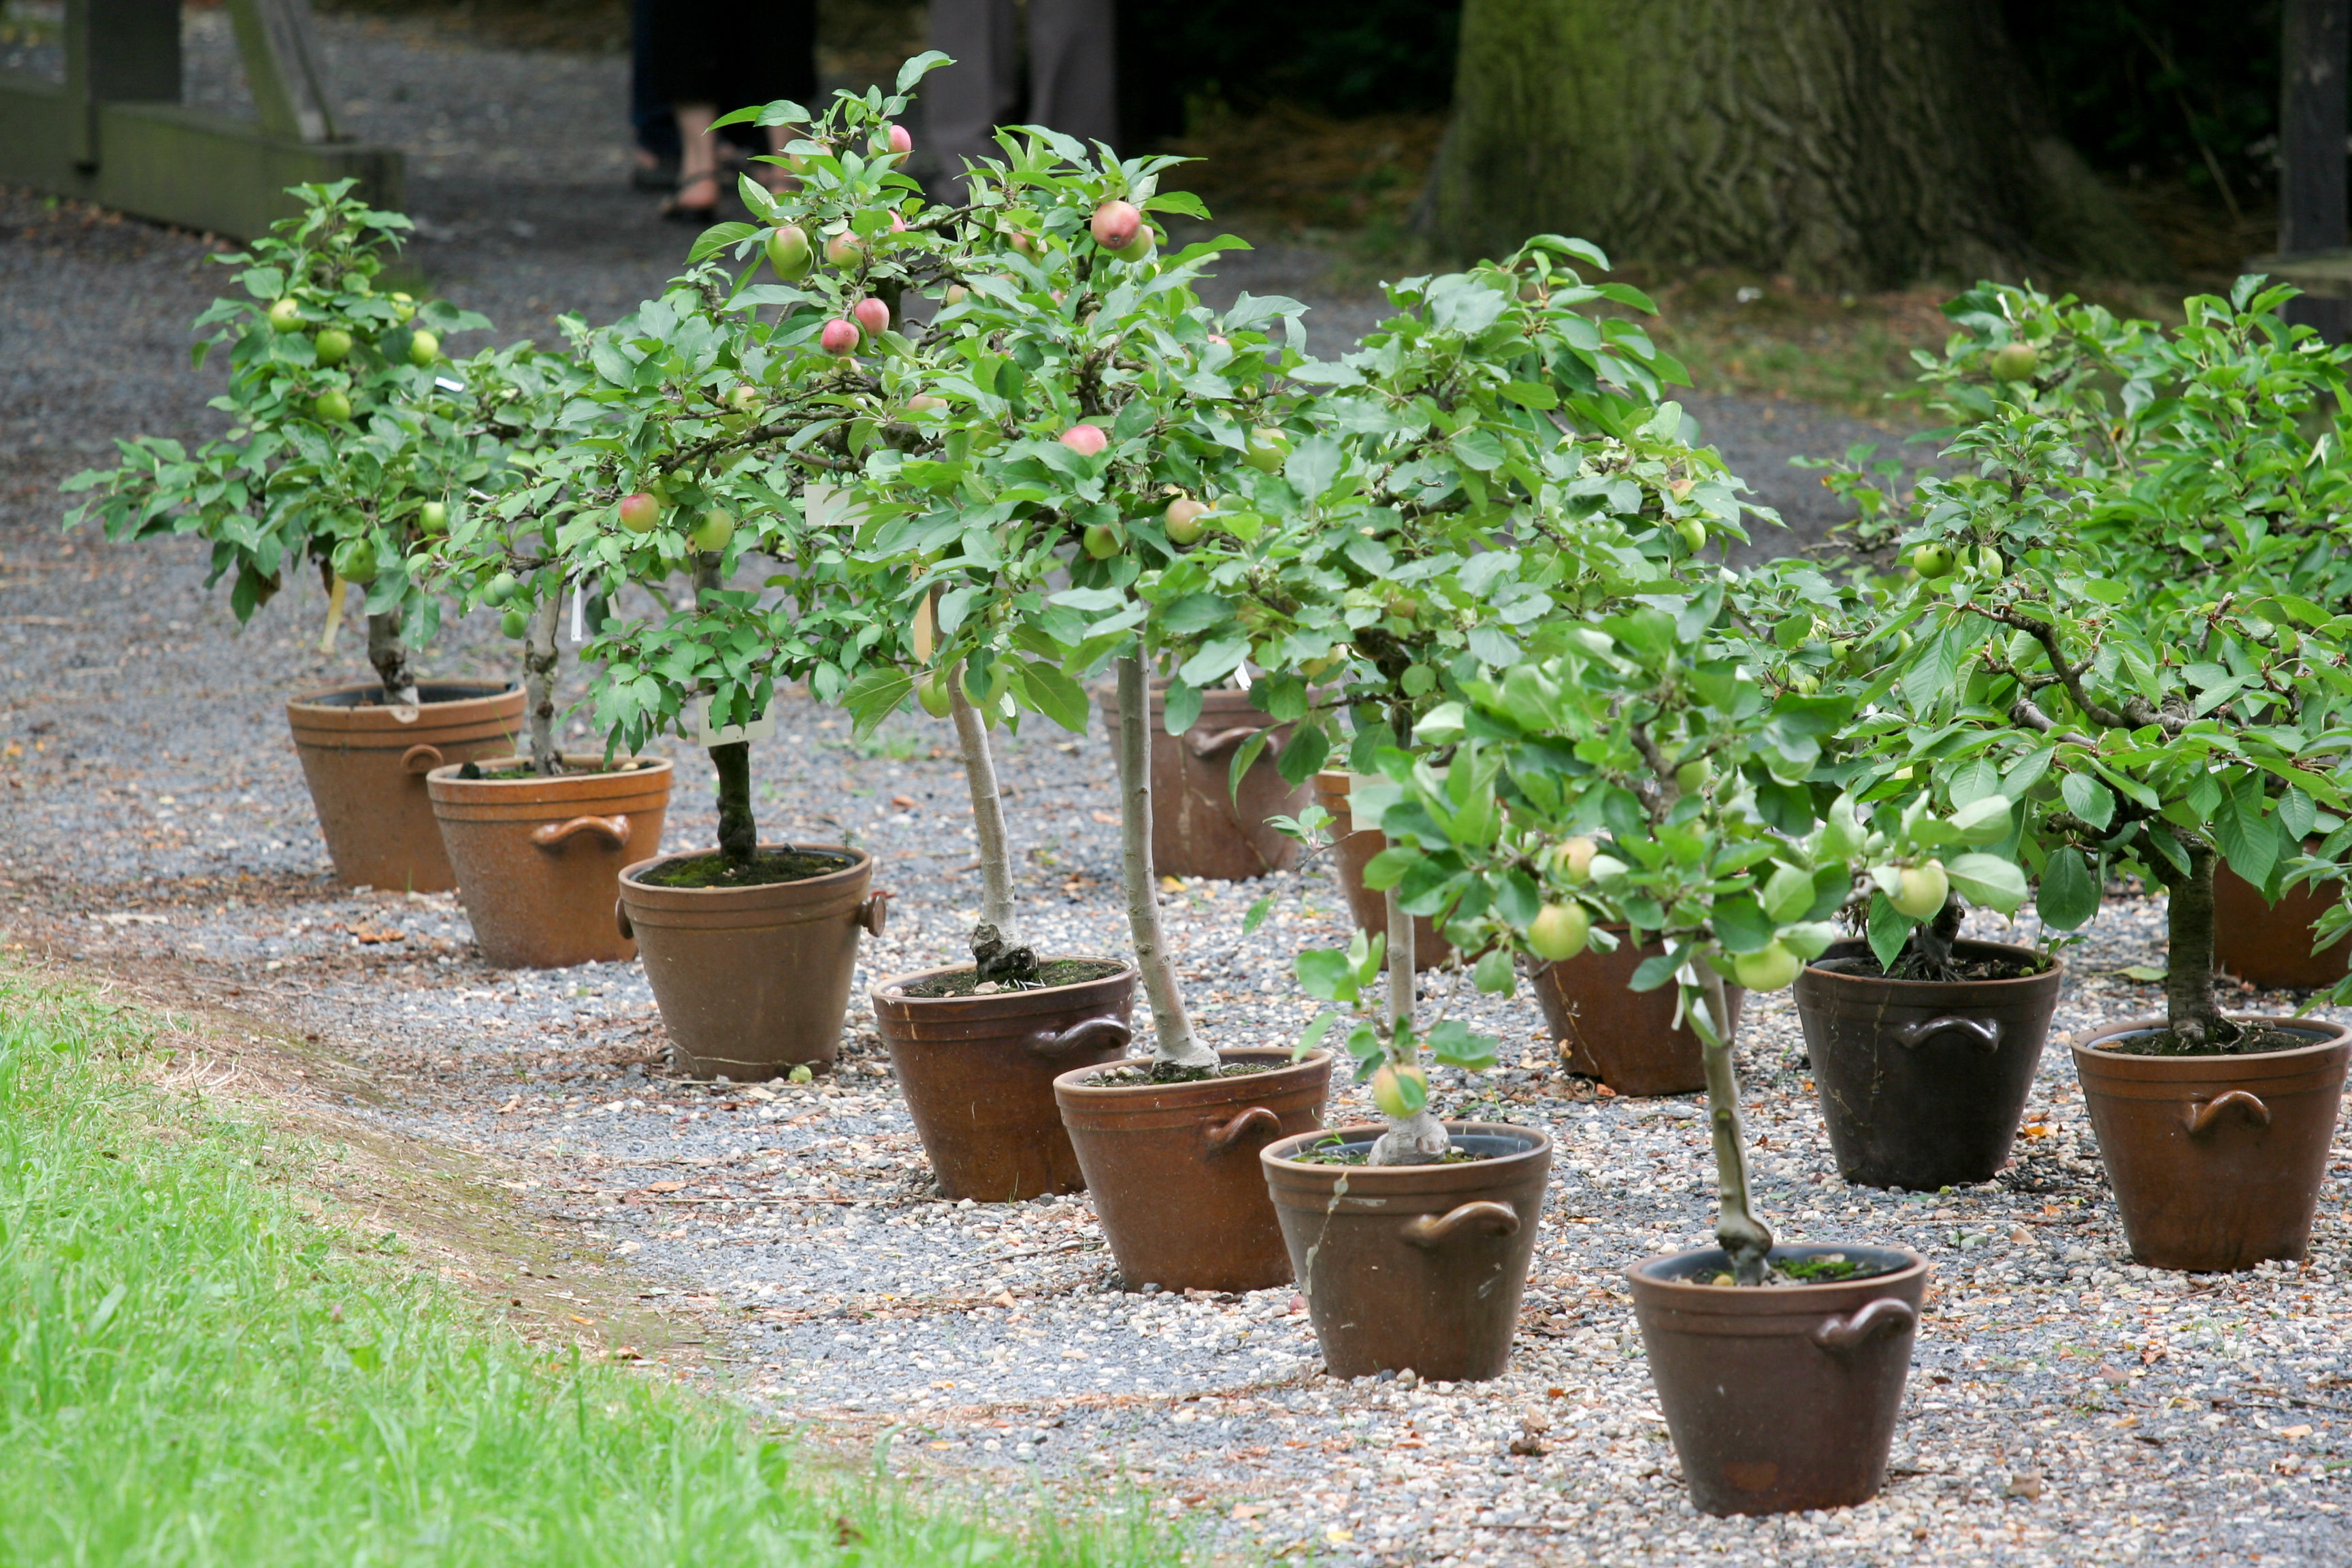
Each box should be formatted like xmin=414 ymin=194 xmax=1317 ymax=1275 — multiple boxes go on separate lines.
xmin=570 ymin=583 xmax=585 ymax=644
xmin=691 ymin=694 xmax=775 ymax=747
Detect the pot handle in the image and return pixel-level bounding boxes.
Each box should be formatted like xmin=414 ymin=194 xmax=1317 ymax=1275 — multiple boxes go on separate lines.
xmin=856 ymin=889 xmax=893 ymax=937
xmin=1401 ymin=1200 xmax=1520 ymax=1249
xmin=402 ymin=743 xmax=445 ymax=774
xmin=1812 ymin=1296 xmax=1916 ymax=1352
xmin=532 ymin=814 xmax=630 ymax=849
xmin=1203 ymin=1105 xmax=1281 ymax=1153
xmin=1891 ymin=1015 xmax=2000 ymax=1052
xmin=615 ymin=900 xmax=634 ymax=941
xmin=2187 ymin=1090 xmax=2271 ymax=1136
xmin=1024 ymin=1015 xmax=1132 ymax=1058
xmin=1185 ymin=725 xmax=1279 ymax=760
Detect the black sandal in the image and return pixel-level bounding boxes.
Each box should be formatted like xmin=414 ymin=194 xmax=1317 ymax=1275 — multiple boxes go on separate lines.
xmin=660 ymin=173 xmax=719 ymax=225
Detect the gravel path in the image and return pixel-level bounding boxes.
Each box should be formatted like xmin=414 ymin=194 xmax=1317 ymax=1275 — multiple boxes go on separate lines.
xmin=6 ymin=16 xmax=2351 ymax=1567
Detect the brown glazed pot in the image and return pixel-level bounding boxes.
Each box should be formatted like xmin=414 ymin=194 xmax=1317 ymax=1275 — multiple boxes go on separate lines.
xmin=1532 ymin=930 xmax=1745 ymax=1097
xmin=425 ymin=755 xmax=672 ymax=969
xmin=1261 ymin=1122 xmax=1552 ymax=1382
xmin=871 ymin=961 xmax=1137 ymax=1203
xmin=617 ymin=845 xmax=888 ymax=1079
xmin=1793 ymin=938 xmax=2063 ymax=1190
xmin=1096 ymin=684 xmax=1309 ymax=881
xmin=285 ymin=681 xmax=523 ymax=892
xmin=1632 ymin=1244 xmax=1929 ymax=1515
xmin=1054 ymin=1047 xmax=1333 ymax=1291
xmin=2071 ymin=1015 xmax=2352 ymax=1271
xmin=2215 ymin=857 xmax=2351 ymax=990
xmin=1310 ymin=770 xmax=1450 ymax=970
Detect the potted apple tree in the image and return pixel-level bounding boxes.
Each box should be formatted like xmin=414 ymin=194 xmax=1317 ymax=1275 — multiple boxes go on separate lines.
xmin=64 ymin=181 xmax=516 ymax=892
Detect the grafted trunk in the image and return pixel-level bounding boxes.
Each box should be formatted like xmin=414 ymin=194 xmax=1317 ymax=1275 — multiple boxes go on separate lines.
xmin=695 ymin=548 xmax=757 ymax=867
xmin=949 ymin=664 xmax=1015 ymax=935
xmin=1116 ymin=653 xmax=1216 ymax=1069
xmin=1435 ymin=0 xmax=2172 ymax=289
xmin=365 ymin=610 xmax=419 ymax=707
xmin=1697 ymin=964 xmax=1772 ymax=1282
xmin=2160 ymin=841 xmax=2225 ymax=1047
xmin=523 ymin=588 xmax=562 ymax=776
xmin=1369 ymin=883 xmax=1447 ymax=1166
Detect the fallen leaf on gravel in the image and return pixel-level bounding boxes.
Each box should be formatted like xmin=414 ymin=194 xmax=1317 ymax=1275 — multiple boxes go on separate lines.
xmin=2004 ymin=1471 xmax=2045 ymax=1500
xmin=610 ymin=1345 xmax=640 ymax=1360
xmin=1231 ymin=1503 xmax=1267 ymax=1521
xmin=2283 ymin=1424 xmax=2313 ymax=1439
xmin=890 ymin=794 xmax=917 ymax=808
xmin=1091 ymin=811 xmax=1117 ymax=823
xmin=994 ymin=1290 xmax=1015 ymax=1308
xmin=495 ymin=1095 xmax=522 ymax=1113
xmin=568 ymin=1314 xmax=593 ymax=1325
xmin=644 ymin=1181 xmax=686 ymax=1193
xmin=347 ymin=925 xmax=406 ymax=944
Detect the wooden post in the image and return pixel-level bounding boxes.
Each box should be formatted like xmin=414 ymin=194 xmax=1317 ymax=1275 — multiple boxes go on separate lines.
xmin=2283 ymin=0 xmax=2351 ymax=341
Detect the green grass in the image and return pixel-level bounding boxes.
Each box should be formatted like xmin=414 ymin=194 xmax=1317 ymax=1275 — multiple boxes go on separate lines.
xmin=0 ymin=966 xmax=1173 ymax=1567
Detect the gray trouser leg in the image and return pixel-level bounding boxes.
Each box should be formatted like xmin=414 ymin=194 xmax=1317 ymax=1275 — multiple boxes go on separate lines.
xmin=1027 ymin=0 xmax=1119 ymax=150
xmin=924 ymin=0 xmax=1022 ymax=189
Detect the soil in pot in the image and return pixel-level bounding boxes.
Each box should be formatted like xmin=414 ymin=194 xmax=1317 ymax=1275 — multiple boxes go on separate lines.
xmin=874 ymin=958 xmax=1135 ymax=1203
xmin=1310 ymin=770 xmax=1449 ymax=969
xmin=426 ymin=753 xmax=672 ymax=970
xmin=286 ymin=681 xmax=523 ymax=892
xmin=1055 ymin=1047 xmax=1332 ymax=1292
xmin=1260 ymin=1122 xmax=1551 ymax=1382
xmin=1631 ymin=1243 xmax=1929 ymax=1516
xmin=1793 ymin=938 xmax=2062 ymax=1190
xmin=1533 ymin=930 xmax=1744 ymax=1097
xmin=1096 ymin=685 xmax=1308 ymax=881
xmin=618 ymin=844 xmax=885 ymax=1079
xmin=2072 ymin=1016 xmax=2351 ymax=1271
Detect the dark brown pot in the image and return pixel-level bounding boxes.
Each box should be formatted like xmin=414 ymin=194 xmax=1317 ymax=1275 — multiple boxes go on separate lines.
xmin=1532 ymin=930 xmax=1744 ymax=1097
xmin=1261 ymin=1122 xmax=1552 ymax=1382
xmin=2071 ymin=1015 xmax=2352 ymax=1271
xmin=285 ymin=681 xmax=523 ymax=892
xmin=871 ymin=961 xmax=1137 ymax=1202
xmin=617 ymin=845 xmax=887 ymax=1078
xmin=425 ymin=755 xmax=672 ymax=969
xmin=1096 ymin=684 xmax=1308 ymax=881
xmin=1632 ymin=1244 xmax=1929 ymax=1516
xmin=1054 ymin=1047 xmax=1332 ymax=1291
xmin=2216 ymin=856 xmax=2351 ymax=990
xmin=1793 ymin=938 xmax=2063 ymax=1190
xmin=1310 ymin=770 xmax=1450 ymax=969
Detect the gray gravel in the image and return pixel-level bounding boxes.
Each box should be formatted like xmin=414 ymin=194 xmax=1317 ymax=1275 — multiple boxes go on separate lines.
xmin=7 ymin=15 xmax=2352 ymax=1567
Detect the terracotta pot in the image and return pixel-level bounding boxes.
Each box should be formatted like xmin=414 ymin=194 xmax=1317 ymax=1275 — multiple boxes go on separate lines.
xmin=425 ymin=755 xmax=672 ymax=969
xmin=1531 ymin=930 xmax=1744 ymax=1097
xmin=285 ymin=681 xmax=523 ymax=891
xmin=871 ymin=960 xmax=1137 ymax=1202
xmin=2216 ymin=856 xmax=2351 ymax=990
xmin=1310 ymin=770 xmax=1450 ymax=969
xmin=1054 ymin=1047 xmax=1332 ymax=1291
xmin=2071 ymin=1015 xmax=2351 ymax=1271
xmin=1793 ymin=939 xmax=2063 ymax=1190
xmin=1096 ymin=684 xmax=1309 ymax=881
xmin=1261 ymin=1122 xmax=1552 ymax=1382
xmin=617 ymin=845 xmax=888 ymax=1078
xmin=1631 ymin=1244 xmax=1929 ymax=1515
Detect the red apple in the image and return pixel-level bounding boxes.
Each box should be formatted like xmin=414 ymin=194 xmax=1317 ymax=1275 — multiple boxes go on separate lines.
xmin=876 ymin=122 xmax=913 ymax=157
xmin=820 ymin=318 xmax=861 ymax=355
xmin=617 ymin=493 xmax=660 ymax=533
xmin=1090 ymin=199 xmax=1143 ymax=252
xmin=1060 ymin=424 xmax=1108 ymax=457
xmin=853 ymin=297 xmax=891 ymax=337
xmin=826 ymin=229 xmax=864 ymax=268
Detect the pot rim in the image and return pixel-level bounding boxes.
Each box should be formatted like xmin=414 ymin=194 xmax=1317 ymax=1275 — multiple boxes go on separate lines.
xmin=1053 ymin=1045 xmax=1328 ymax=1101
xmin=1801 ymin=936 xmax=2060 ymax=989
xmin=426 ymin=753 xmax=671 ymax=789
xmin=619 ymin=843 xmax=872 ymax=897
xmin=287 ymin=679 xmax=522 ymax=711
xmin=1627 ymin=1242 xmax=1930 ymax=1299
xmin=2069 ymin=1013 xmax=2352 ymax=1064
xmin=1260 ymin=1117 xmax=1553 ymax=1174
xmin=872 ymin=956 xmax=1137 ymax=1004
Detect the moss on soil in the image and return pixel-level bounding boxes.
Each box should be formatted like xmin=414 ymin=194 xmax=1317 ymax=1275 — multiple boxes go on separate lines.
xmin=637 ymin=847 xmax=855 ymax=889
xmin=899 ymin=958 xmax=1126 ymax=998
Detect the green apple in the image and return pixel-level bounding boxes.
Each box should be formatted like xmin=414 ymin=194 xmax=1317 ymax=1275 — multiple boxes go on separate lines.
xmin=267 ymin=297 xmax=304 ymax=331
xmin=764 ymin=223 xmax=813 ymax=281
xmin=1527 ymin=902 xmax=1592 ymax=962
xmin=1550 ymin=836 xmax=1597 ymax=883
xmin=416 ymin=501 xmax=447 ymax=536
xmin=1674 ymin=758 xmax=1710 ymax=796
xmin=480 ymin=571 xmax=518 ymax=608
xmin=1976 ymin=543 xmax=2004 ymax=578
xmin=313 ymin=389 xmax=352 ymax=423
xmin=313 ymin=328 xmax=353 ymax=365
xmin=1369 ymin=1063 xmax=1428 ymax=1119
xmin=500 ymin=606 xmax=530 ymax=640
xmin=1990 ymin=342 xmax=2038 ymax=382
xmin=1732 ymin=941 xmax=1801 ymax=992
xmin=1082 ymin=523 xmax=1120 ymax=559
xmin=1910 ymin=542 xmax=1955 ymax=580
xmin=1674 ymin=516 xmax=1706 ymax=554
xmin=1891 ymin=860 xmax=1948 ymax=919
xmin=407 ymin=330 xmax=439 ymax=367
xmin=1164 ymin=497 xmax=1207 ymax=544
xmin=334 ymin=537 xmax=378 ymax=585
xmin=688 ymin=507 xmax=736 ymax=552
xmin=916 ymin=670 xmax=953 ymax=718
xmin=1242 ymin=427 xmax=1291 ymax=474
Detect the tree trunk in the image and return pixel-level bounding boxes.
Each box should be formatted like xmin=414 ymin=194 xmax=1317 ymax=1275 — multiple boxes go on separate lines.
xmin=1116 ymin=653 xmax=1217 ymax=1070
xmin=1697 ymin=965 xmax=1772 ymax=1283
xmin=523 ymin=588 xmax=562 ymax=777
xmin=365 ymin=610 xmax=419 ymax=708
xmin=1369 ymin=883 xmax=1448 ymax=1166
xmin=949 ymin=662 xmax=1016 ymax=936
xmin=1435 ymin=0 xmax=2173 ymax=290
xmin=694 ymin=549 xmax=757 ymax=868
xmin=2161 ymin=840 xmax=2225 ymax=1047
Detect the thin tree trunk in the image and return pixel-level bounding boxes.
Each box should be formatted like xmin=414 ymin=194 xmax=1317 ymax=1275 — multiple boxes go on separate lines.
xmin=2162 ymin=841 xmax=2225 ymax=1047
xmin=365 ymin=610 xmax=419 ymax=707
xmin=1369 ymin=884 xmax=1448 ymax=1166
xmin=523 ymin=587 xmax=562 ymax=777
xmin=1698 ymin=964 xmax=1773 ymax=1283
xmin=1116 ymin=653 xmax=1216 ymax=1070
xmin=695 ymin=548 xmax=757 ymax=867
xmin=949 ymin=662 xmax=1015 ymax=934
xmin=1435 ymin=0 xmax=2170 ymax=289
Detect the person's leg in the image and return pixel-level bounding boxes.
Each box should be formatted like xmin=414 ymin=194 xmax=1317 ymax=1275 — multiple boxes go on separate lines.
xmin=1026 ymin=0 xmax=1119 ymax=150
xmin=673 ymin=103 xmax=721 ymax=217
xmin=630 ymin=0 xmax=680 ymax=186
xmin=924 ymin=0 xmax=1022 ymax=198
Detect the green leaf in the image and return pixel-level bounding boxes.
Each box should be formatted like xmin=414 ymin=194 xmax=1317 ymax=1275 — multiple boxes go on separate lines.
xmin=1427 ymin=1018 xmax=1499 ymax=1069
xmin=1161 ymin=681 xmax=1204 ymax=738
xmin=1243 ymin=894 xmax=1274 ymax=937
xmin=1866 ymin=892 xmax=1911 ymax=973
xmin=1295 ymin=948 xmax=1359 ymax=1003
xmin=2037 ymin=847 xmax=2101 ymax=931
xmin=1945 ymin=852 xmax=2028 ymax=914
xmin=1295 ymin=1010 xmax=1337 ymax=1060
xmin=1016 ymin=657 xmax=1091 ymax=733
xmin=2060 ymin=772 xmax=2114 ymax=832
xmin=1760 ymin=863 xmax=1814 ymax=924
xmin=1472 ymin=947 xmax=1516 ymax=995
xmin=2119 ymin=964 xmax=2168 ymax=983
xmin=1360 ymin=845 xmax=1418 ymax=892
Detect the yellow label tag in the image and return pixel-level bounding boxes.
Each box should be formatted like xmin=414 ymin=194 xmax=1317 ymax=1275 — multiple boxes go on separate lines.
xmin=318 ymin=576 xmax=348 ymax=654
xmin=912 ymin=584 xmax=938 ymax=662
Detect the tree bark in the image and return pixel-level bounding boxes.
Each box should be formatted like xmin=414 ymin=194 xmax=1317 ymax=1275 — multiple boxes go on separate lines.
xmin=523 ymin=587 xmax=562 ymax=777
xmin=2160 ymin=840 xmax=2225 ymax=1047
xmin=1697 ymin=964 xmax=1773 ymax=1283
xmin=1435 ymin=0 xmax=2173 ymax=290
xmin=1116 ymin=653 xmax=1216 ymax=1070
xmin=949 ymin=662 xmax=1016 ymax=936
xmin=693 ymin=548 xmax=757 ymax=867
xmin=1369 ymin=881 xmax=1448 ymax=1164
xmin=365 ymin=610 xmax=419 ymax=708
